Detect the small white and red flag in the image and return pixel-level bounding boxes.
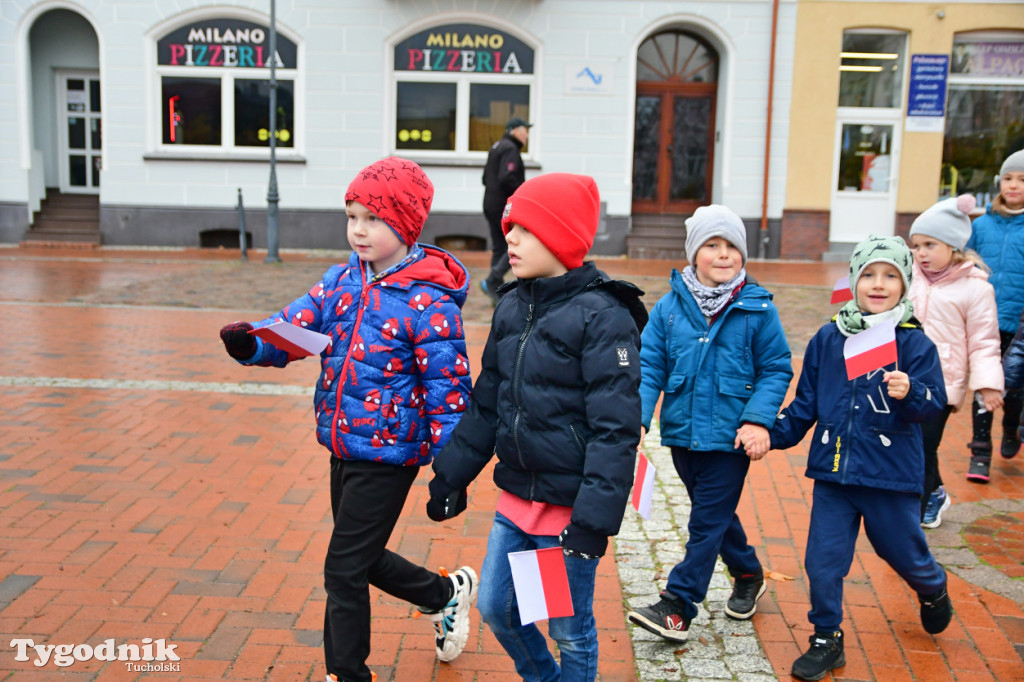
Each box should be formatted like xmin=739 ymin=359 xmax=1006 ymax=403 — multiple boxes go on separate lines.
xmin=631 ymin=450 xmax=656 ymax=520
xmin=830 ymin=276 xmax=853 ymax=304
xmin=843 ymin=321 xmax=897 ymax=380
xmin=250 ymin=320 xmax=330 ymax=358
xmin=508 ymin=547 xmax=574 ymax=624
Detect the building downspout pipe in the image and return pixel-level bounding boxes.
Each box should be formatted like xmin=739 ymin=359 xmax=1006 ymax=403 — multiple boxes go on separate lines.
xmin=760 ymin=0 xmax=781 ymax=257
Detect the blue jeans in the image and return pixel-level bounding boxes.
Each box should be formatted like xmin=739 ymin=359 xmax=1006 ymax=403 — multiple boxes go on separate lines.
xmin=478 ymin=512 xmax=600 ymax=682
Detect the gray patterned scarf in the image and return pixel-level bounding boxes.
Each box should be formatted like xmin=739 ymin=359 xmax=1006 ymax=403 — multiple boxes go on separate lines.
xmin=681 ymin=266 xmax=747 ymax=319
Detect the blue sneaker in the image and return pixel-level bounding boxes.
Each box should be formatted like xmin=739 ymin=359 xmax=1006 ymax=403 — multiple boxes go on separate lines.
xmin=921 ymin=487 xmax=951 ymax=528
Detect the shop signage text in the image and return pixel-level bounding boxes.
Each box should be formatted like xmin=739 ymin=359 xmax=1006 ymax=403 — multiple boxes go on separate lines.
xmin=951 ymin=41 xmax=1024 ymax=77
xmin=395 ymin=24 xmax=534 ymax=74
xmin=158 ymin=19 xmax=298 ymax=69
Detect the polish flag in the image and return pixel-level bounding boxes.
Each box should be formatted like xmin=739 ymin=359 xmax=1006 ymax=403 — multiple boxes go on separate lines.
xmin=250 ymin=320 xmax=330 ymax=357
xmin=631 ymin=450 xmax=656 ymax=519
xmin=508 ymin=547 xmax=574 ymax=624
xmin=843 ymin=321 xmax=897 ymax=380
xmin=830 ymin=276 xmax=853 ymax=304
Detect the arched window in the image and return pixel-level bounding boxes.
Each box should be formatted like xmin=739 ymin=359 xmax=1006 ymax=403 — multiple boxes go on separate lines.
xmin=636 ymin=31 xmax=718 ymax=84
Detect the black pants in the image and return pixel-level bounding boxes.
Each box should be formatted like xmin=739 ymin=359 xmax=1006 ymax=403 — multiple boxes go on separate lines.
xmin=323 ymin=458 xmax=450 ymax=682
xmin=971 ymin=330 xmax=1024 ymax=449
xmin=920 ymin=404 xmax=953 ymax=517
xmin=484 ymin=205 xmax=510 ymax=289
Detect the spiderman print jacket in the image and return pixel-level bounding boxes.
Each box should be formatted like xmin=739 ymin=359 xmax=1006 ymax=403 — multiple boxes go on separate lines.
xmin=237 ymin=245 xmax=471 ymax=466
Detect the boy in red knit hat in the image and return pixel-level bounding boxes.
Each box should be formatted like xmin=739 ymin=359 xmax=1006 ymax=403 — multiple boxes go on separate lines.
xmin=426 ymin=173 xmax=648 ymax=680
xmin=218 ymin=157 xmax=477 ymax=682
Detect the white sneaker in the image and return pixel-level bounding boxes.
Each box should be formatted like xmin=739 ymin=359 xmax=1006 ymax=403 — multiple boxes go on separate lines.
xmin=419 ymin=566 xmax=478 ymax=662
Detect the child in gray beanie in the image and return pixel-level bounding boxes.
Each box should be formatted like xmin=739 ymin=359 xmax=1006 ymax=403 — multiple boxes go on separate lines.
xmin=966 ymin=148 xmax=1024 ymax=462
xmin=909 ymin=195 xmax=1003 ymax=503
xmin=628 ymin=204 xmax=792 ymax=644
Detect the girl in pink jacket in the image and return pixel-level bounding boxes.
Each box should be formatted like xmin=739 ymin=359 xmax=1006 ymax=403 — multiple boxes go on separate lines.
xmin=909 ymin=195 xmax=1005 ymax=525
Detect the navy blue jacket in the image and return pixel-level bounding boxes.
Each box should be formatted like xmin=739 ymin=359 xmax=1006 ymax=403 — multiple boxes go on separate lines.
xmin=1004 ymin=310 xmax=1024 ymax=391
xmin=430 ymin=262 xmax=646 ymax=554
xmin=640 ymin=272 xmax=793 ymax=451
xmin=770 ymin=320 xmax=947 ymax=494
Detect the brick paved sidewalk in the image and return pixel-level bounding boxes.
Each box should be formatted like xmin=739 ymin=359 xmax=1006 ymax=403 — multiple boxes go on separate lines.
xmin=1 ymin=245 xmax=1022 ymax=681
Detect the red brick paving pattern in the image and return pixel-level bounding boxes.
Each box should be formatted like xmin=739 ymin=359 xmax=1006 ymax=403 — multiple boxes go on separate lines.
xmin=2 ymin=245 xmax=1023 ymax=681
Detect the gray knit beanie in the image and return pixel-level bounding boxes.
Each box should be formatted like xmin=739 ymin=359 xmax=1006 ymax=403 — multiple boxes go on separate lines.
xmin=909 ymin=194 xmax=976 ymax=251
xmin=684 ymin=205 xmax=748 ymax=264
xmin=1001 ymin=149 xmax=1024 ymax=176
xmin=849 ymin=234 xmax=914 ymax=298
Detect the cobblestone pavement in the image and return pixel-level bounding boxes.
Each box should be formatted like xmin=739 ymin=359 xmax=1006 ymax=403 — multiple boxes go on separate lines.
xmin=1 ymin=246 xmax=1022 ymax=681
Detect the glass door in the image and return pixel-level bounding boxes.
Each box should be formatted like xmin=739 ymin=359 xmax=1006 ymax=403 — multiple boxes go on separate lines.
xmin=58 ymin=71 xmax=101 ymax=194
xmin=829 ymin=116 xmax=901 ymax=242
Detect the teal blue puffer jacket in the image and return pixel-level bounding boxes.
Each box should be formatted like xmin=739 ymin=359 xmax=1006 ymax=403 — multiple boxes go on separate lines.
xmin=640 ymin=272 xmax=793 ymax=452
xmin=968 ymin=206 xmax=1024 ymax=333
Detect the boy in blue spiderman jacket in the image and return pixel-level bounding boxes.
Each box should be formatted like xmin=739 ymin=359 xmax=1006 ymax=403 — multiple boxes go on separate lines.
xmin=218 ymin=157 xmax=476 ymax=682
xmin=769 ymin=235 xmax=952 ymax=681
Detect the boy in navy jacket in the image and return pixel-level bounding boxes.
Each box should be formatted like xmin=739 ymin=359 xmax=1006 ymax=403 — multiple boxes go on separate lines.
xmin=627 ymin=205 xmax=793 ymax=643
xmin=427 ymin=173 xmax=646 ymax=681
xmin=770 ymin=234 xmax=951 ymax=681
xmin=219 ymin=158 xmax=475 ymax=682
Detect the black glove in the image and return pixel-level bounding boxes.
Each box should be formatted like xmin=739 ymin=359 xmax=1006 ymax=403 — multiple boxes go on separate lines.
xmin=220 ymin=321 xmax=257 ymax=360
xmin=559 ymin=523 xmax=606 ymax=560
xmin=426 ymin=488 xmax=467 ymax=522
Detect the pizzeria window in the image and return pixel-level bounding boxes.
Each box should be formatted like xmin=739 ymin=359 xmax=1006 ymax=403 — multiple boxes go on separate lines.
xmin=153 ymin=17 xmax=300 ymax=157
xmin=392 ymin=23 xmax=535 ymax=158
xmin=942 ymin=31 xmax=1024 ymax=201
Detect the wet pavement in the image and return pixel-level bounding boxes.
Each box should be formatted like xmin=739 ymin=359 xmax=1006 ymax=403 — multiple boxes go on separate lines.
xmin=0 ymin=245 xmax=1021 ymax=681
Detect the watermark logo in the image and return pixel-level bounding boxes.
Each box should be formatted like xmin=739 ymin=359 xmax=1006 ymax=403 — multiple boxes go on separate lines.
xmin=9 ymin=638 xmax=180 ymax=671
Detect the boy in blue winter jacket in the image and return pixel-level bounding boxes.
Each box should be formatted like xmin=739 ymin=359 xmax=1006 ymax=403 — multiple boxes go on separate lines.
xmin=627 ymin=205 xmax=793 ymax=643
xmin=770 ymin=235 xmax=952 ymax=681
xmin=427 ymin=173 xmax=646 ymax=681
xmin=218 ymin=157 xmax=475 ymax=682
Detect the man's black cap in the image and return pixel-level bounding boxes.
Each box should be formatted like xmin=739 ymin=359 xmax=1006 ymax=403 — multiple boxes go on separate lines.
xmin=506 ymin=117 xmax=533 ymax=130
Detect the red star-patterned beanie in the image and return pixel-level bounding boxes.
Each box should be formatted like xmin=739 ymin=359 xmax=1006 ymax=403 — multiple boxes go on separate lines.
xmin=500 ymin=173 xmax=600 ymax=269
xmin=344 ymin=157 xmax=434 ymax=246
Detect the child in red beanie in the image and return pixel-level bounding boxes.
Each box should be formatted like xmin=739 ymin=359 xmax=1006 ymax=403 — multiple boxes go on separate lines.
xmin=218 ymin=157 xmax=477 ymax=682
xmin=427 ymin=173 xmax=648 ymax=680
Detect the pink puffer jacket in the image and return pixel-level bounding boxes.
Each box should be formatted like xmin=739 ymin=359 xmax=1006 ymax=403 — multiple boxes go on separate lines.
xmin=908 ymin=261 xmax=1004 ymax=409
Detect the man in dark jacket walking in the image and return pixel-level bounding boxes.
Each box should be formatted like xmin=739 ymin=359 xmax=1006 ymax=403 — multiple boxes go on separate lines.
xmin=480 ymin=116 xmax=531 ymax=303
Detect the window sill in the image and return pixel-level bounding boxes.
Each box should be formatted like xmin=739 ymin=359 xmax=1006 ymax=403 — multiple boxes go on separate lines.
xmin=396 ymin=154 xmax=541 ymax=170
xmin=143 ymin=151 xmax=307 ymax=164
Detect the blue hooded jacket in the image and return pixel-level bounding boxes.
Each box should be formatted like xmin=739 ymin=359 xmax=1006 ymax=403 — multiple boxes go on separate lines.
xmin=968 ymin=204 xmax=1024 ymax=333
xmin=640 ymin=271 xmax=793 ymax=452
xmin=238 ymin=245 xmax=471 ymax=466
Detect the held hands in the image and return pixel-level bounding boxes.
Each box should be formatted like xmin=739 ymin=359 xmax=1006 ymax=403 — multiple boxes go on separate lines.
xmin=425 ymin=488 xmax=467 ymax=522
xmin=219 ymin=321 xmax=256 ymax=360
xmin=734 ymin=423 xmax=770 ymax=460
xmin=882 ymin=370 xmax=909 ymax=400
xmin=978 ymin=387 xmax=1004 ymax=413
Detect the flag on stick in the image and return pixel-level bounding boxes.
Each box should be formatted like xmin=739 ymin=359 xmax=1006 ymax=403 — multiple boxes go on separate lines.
xmin=250 ymin=320 xmax=330 ymax=357
xmin=508 ymin=547 xmax=574 ymax=624
xmin=843 ymin=321 xmax=897 ymax=380
xmin=830 ymin=276 xmax=853 ymax=304
xmin=631 ymin=450 xmax=656 ymax=519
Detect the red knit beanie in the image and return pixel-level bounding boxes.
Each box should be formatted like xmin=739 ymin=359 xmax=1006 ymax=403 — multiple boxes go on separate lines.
xmin=500 ymin=173 xmax=600 ymax=269
xmin=344 ymin=157 xmax=433 ymax=246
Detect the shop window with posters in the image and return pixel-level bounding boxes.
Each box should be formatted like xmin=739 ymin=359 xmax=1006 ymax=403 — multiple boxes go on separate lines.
xmin=154 ymin=17 xmax=299 ymax=154
xmin=942 ymin=32 xmax=1024 ymax=201
xmin=393 ymin=23 xmax=534 ymax=156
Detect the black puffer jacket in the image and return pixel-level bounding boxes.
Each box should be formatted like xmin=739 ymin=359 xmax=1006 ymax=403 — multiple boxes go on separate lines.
xmin=482 ymin=133 xmax=525 ymax=213
xmin=430 ymin=262 xmax=647 ymax=556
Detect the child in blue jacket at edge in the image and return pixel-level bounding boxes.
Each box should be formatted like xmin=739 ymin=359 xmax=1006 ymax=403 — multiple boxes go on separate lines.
xmin=218 ymin=157 xmax=476 ymax=682
xmin=627 ymin=205 xmax=793 ymax=644
xmin=1005 ymin=310 xmax=1024 ymax=418
xmin=769 ymin=234 xmax=952 ymax=681
xmin=426 ymin=173 xmax=647 ymax=682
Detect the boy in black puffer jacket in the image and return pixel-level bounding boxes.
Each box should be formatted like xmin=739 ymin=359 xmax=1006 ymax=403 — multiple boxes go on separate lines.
xmin=427 ymin=173 xmax=646 ymax=681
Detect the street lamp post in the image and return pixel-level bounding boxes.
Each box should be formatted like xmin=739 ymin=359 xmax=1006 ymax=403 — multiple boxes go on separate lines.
xmin=264 ymin=0 xmax=281 ymax=263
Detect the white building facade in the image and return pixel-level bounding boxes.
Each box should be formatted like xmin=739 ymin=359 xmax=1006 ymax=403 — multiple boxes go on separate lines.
xmin=0 ymin=0 xmax=795 ymax=255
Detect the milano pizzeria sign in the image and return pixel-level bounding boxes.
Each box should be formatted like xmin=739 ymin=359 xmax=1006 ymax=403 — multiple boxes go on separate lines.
xmin=157 ymin=18 xmax=297 ymax=69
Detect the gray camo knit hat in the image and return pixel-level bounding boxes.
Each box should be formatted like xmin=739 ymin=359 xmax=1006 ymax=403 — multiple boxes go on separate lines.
xmin=849 ymin=234 xmax=914 ymax=298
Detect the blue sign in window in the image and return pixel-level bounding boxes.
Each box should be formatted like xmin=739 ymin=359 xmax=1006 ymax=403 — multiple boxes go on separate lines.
xmin=907 ymin=55 xmax=950 ymax=117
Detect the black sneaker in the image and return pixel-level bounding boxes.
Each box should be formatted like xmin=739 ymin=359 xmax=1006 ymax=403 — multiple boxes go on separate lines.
xmin=725 ymin=570 xmax=767 ymax=620
xmin=792 ymin=630 xmax=845 ymax=681
xmin=1000 ymin=434 xmax=1021 ymax=459
xmin=967 ymin=456 xmax=990 ymax=484
xmin=627 ymin=595 xmax=692 ymax=642
xmin=417 ymin=566 xmax=478 ymax=662
xmin=920 ymin=582 xmax=953 ymax=634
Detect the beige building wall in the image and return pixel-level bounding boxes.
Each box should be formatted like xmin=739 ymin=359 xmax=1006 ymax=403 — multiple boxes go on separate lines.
xmin=785 ymin=2 xmax=1020 ymax=214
